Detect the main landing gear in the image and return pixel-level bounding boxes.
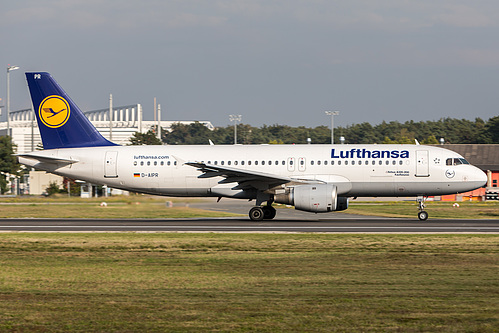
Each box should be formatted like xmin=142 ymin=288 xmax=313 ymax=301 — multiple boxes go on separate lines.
xmin=417 ymin=196 xmax=429 ymax=221
xmin=249 ymin=204 xmax=277 ymax=221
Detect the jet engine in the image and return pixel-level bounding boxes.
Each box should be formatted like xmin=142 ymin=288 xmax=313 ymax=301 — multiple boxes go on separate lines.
xmin=274 ymin=184 xmax=349 ymax=213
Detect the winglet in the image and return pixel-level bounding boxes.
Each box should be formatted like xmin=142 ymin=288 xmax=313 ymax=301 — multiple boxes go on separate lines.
xmin=25 ymin=72 xmax=118 ymax=150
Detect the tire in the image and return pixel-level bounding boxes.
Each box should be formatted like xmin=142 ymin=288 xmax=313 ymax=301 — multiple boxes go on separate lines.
xmin=249 ymin=206 xmax=265 ymax=221
xmin=418 ymin=211 xmax=429 ymax=221
xmin=262 ymin=206 xmax=277 ymax=220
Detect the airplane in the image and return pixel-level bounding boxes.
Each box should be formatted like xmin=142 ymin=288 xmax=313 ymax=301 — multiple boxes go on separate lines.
xmin=17 ymin=72 xmax=487 ymax=221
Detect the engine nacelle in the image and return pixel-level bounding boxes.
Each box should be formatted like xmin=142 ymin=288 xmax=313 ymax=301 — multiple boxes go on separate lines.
xmin=275 ymin=184 xmax=349 ymax=213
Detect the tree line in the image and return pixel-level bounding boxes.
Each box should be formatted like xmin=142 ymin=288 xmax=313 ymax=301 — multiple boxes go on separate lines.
xmin=131 ymin=116 xmax=499 ymax=145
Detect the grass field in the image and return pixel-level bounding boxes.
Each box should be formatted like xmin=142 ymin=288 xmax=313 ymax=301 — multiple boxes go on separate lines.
xmin=346 ymin=201 xmax=499 ymax=219
xmin=0 ymin=233 xmax=497 ymax=332
xmin=0 ymin=196 xmax=239 ymax=219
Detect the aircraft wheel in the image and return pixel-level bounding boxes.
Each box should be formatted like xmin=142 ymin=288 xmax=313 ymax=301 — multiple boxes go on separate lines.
xmin=262 ymin=205 xmax=277 ymax=220
xmin=249 ymin=206 xmax=265 ymax=221
xmin=418 ymin=211 xmax=429 ymax=221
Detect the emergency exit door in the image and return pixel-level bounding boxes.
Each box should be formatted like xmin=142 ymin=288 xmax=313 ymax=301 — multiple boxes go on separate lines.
xmin=104 ymin=151 xmax=118 ymax=178
xmin=415 ymin=150 xmax=429 ymax=177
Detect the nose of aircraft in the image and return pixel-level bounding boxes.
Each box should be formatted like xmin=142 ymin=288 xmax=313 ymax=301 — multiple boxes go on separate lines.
xmin=473 ymin=167 xmax=488 ymax=187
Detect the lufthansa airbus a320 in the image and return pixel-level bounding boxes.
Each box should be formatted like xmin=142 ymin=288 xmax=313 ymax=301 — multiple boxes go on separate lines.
xmin=18 ymin=72 xmax=487 ymax=221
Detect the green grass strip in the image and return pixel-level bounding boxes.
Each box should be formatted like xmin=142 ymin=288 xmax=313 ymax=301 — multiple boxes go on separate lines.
xmin=0 ymin=233 xmax=497 ymax=332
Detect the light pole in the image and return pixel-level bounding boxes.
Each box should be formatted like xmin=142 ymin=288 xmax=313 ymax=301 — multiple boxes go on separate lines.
xmin=6 ymin=65 xmax=20 ymax=136
xmin=109 ymin=94 xmax=113 ymax=141
xmin=325 ymin=110 xmax=340 ymax=144
xmin=229 ymin=114 xmax=242 ymax=144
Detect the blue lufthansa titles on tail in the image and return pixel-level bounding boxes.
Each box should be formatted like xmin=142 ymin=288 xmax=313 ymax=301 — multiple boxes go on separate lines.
xmin=26 ymin=72 xmax=117 ymax=149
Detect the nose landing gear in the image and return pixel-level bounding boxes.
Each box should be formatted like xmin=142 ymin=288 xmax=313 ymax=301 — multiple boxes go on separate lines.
xmin=417 ymin=196 xmax=428 ymax=221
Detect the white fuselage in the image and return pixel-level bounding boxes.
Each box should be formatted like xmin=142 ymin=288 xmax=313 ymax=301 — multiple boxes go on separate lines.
xmin=19 ymin=144 xmax=487 ymax=199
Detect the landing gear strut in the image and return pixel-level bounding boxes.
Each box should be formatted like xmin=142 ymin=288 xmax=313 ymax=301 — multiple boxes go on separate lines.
xmin=249 ymin=204 xmax=276 ymax=221
xmin=417 ymin=196 xmax=428 ymax=221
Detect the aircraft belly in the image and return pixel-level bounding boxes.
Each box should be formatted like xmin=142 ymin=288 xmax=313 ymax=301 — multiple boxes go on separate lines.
xmin=348 ymin=180 xmax=482 ymax=197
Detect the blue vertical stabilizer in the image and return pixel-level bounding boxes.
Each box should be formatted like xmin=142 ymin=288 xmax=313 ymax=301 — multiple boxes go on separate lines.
xmin=25 ymin=72 xmax=118 ymax=149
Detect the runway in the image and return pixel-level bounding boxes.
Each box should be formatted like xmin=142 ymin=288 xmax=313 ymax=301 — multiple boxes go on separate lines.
xmin=0 ymin=217 xmax=498 ymax=233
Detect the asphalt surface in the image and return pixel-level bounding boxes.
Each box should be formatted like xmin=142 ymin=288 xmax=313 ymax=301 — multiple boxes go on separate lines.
xmin=0 ymin=217 xmax=498 ymax=233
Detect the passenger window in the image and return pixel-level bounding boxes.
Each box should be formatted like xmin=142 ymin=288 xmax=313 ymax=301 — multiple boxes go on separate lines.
xmin=275 ymin=161 xmax=279 ymax=165
xmin=379 ymin=160 xmax=382 ymax=165
xmin=167 ymin=161 xmax=171 ymax=166
xmin=140 ymin=161 xmax=144 ymax=166
xmin=221 ymin=161 xmax=225 ymax=165
xmin=241 ymin=161 xmax=245 ymax=165
xmin=147 ymin=161 xmax=150 ymax=166
xmin=160 ymin=161 xmax=164 ymax=166
xmin=351 ymin=161 xmax=355 ymax=165
xmin=385 ymin=160 xmax=389 ymax=165
xmin=262 ymin=161 xmax=265 ymax=165
xmin=345 ymin=161 xmax=349 ymax=165
xmin=338 ymin=161 xmax=341 ymax=165
xmin=134 ymin=161 xmax=137 ymax=166
xmin=248 ymin=161 xmax=252 ymax=165
xmin=372 ymin=160 xmax=375 ymax=165
xmin=255 ymin=161 xmax=258 ymax=165
xmin=399 ymin=160 xmax=403 ymax=165
xmin=228 ymin=161 xmax=231 ymax=165
xmin=154 ymin=161 xmax=157 ymax=166
xmin=392 ymin=160 xmax=396 ymax=165
xmin=324 ymin=161 xmax=328 ymax=165
xmin=174 ymin=161 xmax=177 ymax=166
xmin=331 ymin=160 xmax=334 ymax=165
xmin=311 ymin=161 xmax=314 ymax=165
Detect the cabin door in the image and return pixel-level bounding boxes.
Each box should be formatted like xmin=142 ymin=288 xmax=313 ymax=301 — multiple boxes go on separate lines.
xmin=104 ymin=151 xmax=118 ymax=178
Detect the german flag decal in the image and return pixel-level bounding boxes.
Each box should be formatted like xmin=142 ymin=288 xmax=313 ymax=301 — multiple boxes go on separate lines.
xmin=134 ymin=173 xmax=140 ymax=178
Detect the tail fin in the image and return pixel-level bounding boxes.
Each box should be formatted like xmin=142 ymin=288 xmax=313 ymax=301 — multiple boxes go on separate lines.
xmin=25 ymin=72 xmax=117 ymax=149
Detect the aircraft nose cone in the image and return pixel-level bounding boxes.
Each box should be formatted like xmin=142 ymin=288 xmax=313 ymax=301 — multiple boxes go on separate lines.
xmin=476 ymin=168 xmax=488 ymax=187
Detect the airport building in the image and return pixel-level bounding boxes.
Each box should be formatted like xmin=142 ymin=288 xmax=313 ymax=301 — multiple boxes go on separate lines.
xmin=1 ymin=104 xmax=214 ymax=154
xmin=0 ymin=104 xmax=214 ymax=195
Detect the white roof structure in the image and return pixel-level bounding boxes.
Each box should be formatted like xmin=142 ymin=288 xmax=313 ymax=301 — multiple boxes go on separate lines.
xmin=0 ymin=104 xmax=214 ymax=153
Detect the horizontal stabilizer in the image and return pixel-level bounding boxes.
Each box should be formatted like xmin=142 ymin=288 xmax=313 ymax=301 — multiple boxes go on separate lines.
xmin=15 ymin=153 xmax=78 ymax=165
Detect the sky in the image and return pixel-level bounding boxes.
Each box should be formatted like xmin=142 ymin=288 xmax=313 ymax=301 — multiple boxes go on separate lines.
xmin=1 ymin=0 xmax=499 ymax=128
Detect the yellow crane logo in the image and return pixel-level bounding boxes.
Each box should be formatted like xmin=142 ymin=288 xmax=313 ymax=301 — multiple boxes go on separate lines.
xmin=38 ymin=95 xmax=70 ymax=128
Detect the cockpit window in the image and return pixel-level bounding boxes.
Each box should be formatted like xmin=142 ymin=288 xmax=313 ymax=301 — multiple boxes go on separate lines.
xmin=446 ymin=158 xmax=470 ymax=166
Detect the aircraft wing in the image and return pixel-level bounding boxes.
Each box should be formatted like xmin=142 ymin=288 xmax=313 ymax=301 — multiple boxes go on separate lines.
xmin=15 ymin=153 xmax=78 ymax=165
xmin=185 ymin=161 xmax=322 ymax=191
